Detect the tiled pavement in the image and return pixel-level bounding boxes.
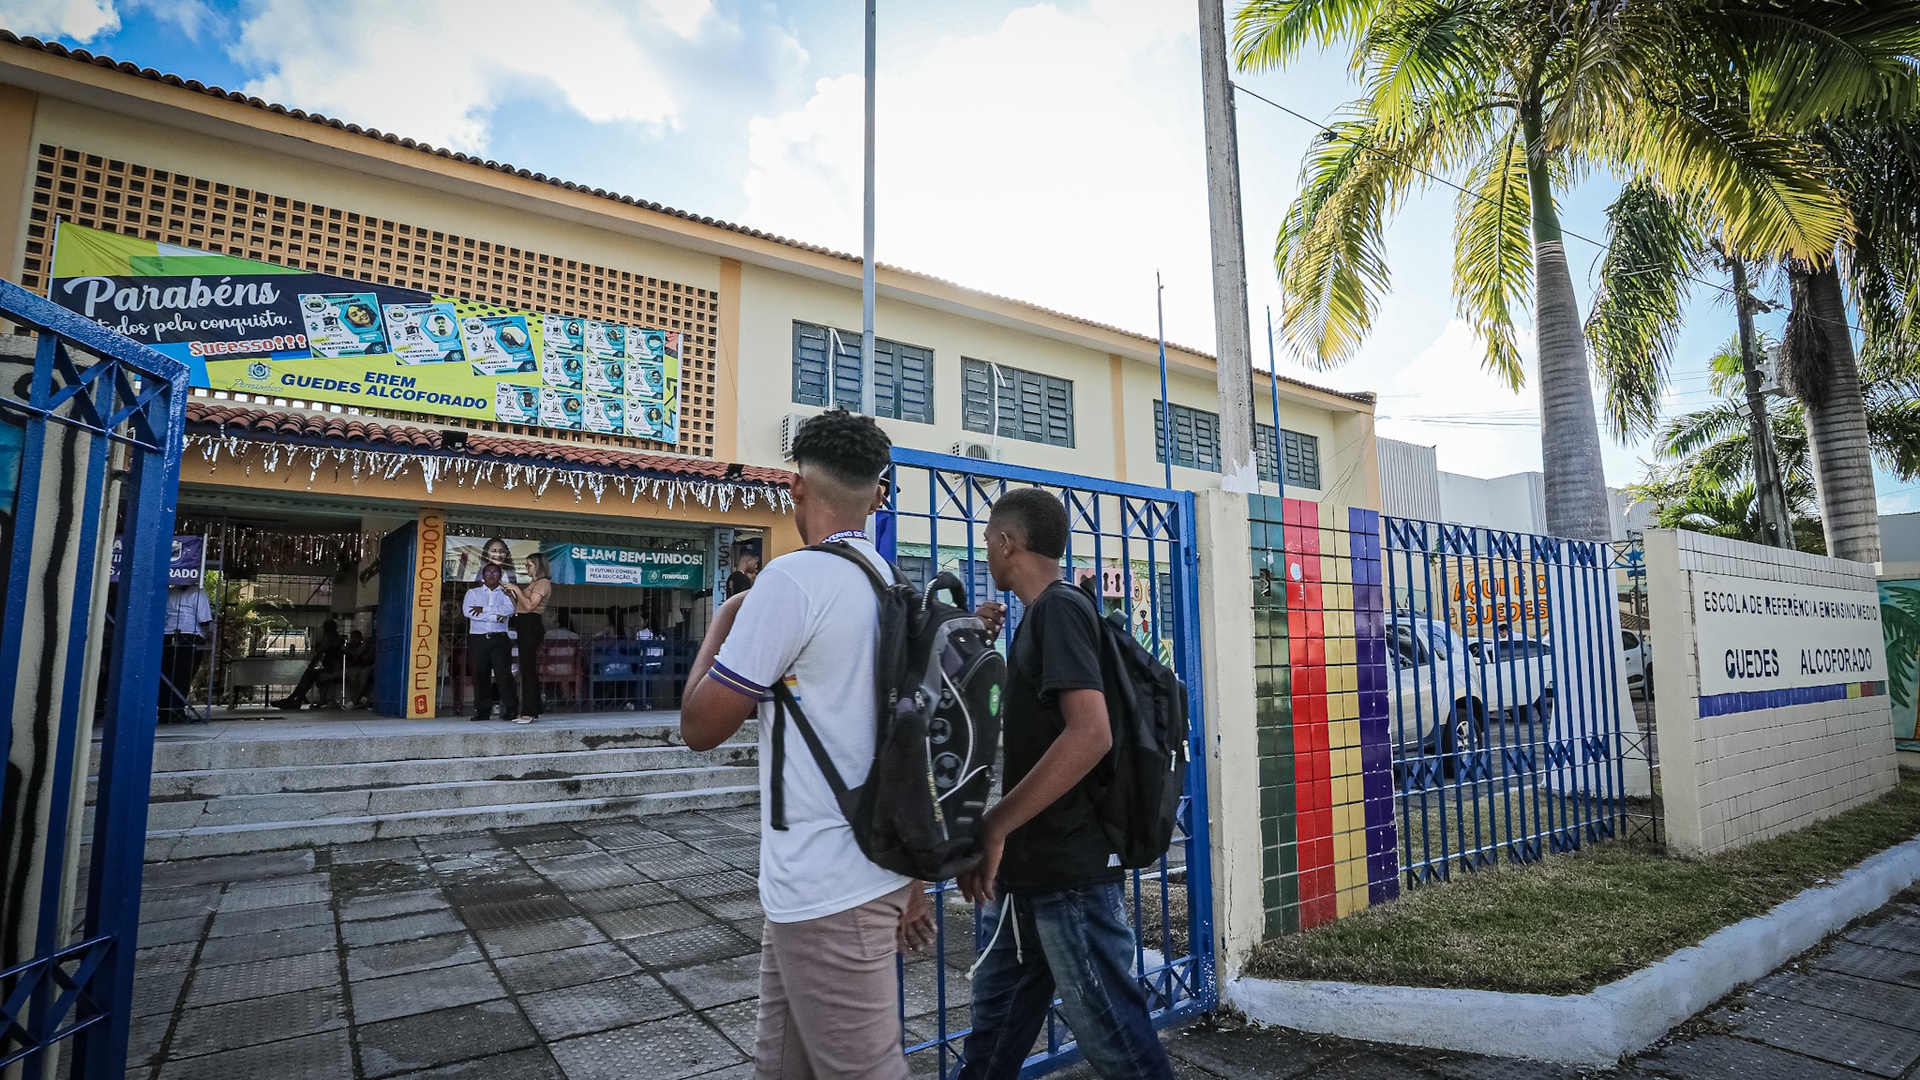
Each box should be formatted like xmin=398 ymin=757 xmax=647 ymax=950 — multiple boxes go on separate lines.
xmin=129 ymin=809 xmax=1920 ymax=1079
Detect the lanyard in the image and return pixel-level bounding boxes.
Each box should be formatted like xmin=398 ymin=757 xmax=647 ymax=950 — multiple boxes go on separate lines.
xmin=821 ymin=530 xmax=869 ymax=545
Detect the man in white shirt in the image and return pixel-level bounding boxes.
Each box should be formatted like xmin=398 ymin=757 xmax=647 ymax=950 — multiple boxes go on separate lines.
xmin=465 ymin=561 xmax=518 ymax=722
xmin=160 ymin=581 xmax=213 ymax=725
xmin=682 ymin=409 xmax=931 ymax=1080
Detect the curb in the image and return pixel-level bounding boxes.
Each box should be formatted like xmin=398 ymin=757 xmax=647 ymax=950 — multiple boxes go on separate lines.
xmin=1225 ymin=833 xmax=1920 ymax=1065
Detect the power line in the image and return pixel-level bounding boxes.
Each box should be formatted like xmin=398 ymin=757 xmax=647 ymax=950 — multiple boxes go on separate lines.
xmin=1231 ymin=81 xmax=1872 ymax=338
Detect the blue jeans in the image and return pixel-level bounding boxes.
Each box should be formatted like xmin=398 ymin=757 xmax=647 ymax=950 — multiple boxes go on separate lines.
xmin=956 ymin=882 xmax=1175 ymax=1080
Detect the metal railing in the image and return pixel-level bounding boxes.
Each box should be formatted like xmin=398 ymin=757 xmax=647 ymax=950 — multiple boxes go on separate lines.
xmin=0 ymin=279 xmax=187 ymax=1078
xmin=1382 ymin=517 xmax=1638 ymax=884
xmin=880 ymin=446 xmax=1215 ymax=1077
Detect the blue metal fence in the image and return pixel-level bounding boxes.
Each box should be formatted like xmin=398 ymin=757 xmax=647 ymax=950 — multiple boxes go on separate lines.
xmin=879 ymin=446 xmax=1214 ymax=1078
xmin=1381 ymin=517 xmax=1639 ymax=884
xmin=0 ymin=280 xmax=187 ymax=1078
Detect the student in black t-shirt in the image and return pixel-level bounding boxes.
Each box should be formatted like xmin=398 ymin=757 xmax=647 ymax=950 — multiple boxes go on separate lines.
xmin=956 ymin=488 xmax=1174 ymax=1080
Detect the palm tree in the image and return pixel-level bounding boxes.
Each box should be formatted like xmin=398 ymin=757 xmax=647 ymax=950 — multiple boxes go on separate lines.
xmin=1625 ymin=336 xmax=1920 ymax=553
xmin=1586 ymin=74 xmax=1920 ymax=561
xmin=1233 ymin=1 xmax=1912 ymax=541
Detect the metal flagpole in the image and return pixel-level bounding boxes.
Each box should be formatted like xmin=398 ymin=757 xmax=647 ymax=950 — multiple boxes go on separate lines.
xmin=860 ymin=0 xmax=878 ymax=416
xmin=1157 ymin=272 xmax=1174 ymax=490
xmin=1267 ymin=305 xmax=1284 ymax=497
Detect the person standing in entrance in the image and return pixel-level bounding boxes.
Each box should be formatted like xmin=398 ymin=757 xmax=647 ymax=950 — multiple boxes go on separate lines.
xmin=160 ymin=581 xmax=213 ymax=725
xmin=505 ymin=552 xmax=552 ymax=725
xmin=680 ymin=409 xmax=932 ymax=1080
xmin=466 ymin=561 xmax=518 ymax=723
xmin=956 ymin=488 xmax=1175 ymax=1080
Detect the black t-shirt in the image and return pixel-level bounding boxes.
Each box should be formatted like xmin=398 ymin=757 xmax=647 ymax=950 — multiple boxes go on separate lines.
xmin=998 ymin=581 xmax=1122 ymax=893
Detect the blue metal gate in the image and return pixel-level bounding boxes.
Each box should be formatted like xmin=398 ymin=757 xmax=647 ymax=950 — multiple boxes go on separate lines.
xmin=0 ymin=281 xmax=187 ymax=1077
xmin=879 ymin=447 xmax=1214 ymax=1078
xmin=1380 ymin=517 xmax=1639 ymax=884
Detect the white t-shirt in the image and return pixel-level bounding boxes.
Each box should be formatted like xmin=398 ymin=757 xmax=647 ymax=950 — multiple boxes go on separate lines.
xmin=709 ymin=539 xmax=910 ymax=922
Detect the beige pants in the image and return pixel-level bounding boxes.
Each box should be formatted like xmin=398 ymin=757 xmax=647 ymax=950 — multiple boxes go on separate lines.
xmin=755 ymin=885 xmax=911 ymax=1080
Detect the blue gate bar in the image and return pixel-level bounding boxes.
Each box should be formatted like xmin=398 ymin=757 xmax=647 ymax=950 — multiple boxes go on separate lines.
xmin=879 ymin=446 xmax=1214 ymax=1078
xmin=0 ymin=277 xmax=187 ymax=1079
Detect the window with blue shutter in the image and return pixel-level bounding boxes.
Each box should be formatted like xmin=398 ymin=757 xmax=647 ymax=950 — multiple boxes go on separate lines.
xmin=1153 ymin=400 xmax=1221 ymax=472
xmin=1282 ymin=428 xmax=1321 ymax=489
xmin=790 ymin=321 xmax=933 ymax=424
xmin=961 ymin=358 xmax=1074 ymax=447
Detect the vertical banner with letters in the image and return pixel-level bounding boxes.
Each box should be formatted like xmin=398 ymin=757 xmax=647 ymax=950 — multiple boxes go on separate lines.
xmin=410 ymin=508 xmax=445 ymax=719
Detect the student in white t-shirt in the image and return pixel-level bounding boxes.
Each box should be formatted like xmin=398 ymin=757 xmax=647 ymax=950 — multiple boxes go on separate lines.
xmin=682 ymin=409 xmax=931 ymax=1080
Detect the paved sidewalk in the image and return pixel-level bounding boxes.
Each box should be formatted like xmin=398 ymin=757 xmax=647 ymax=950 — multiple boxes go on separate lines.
xmin=128 ymin=810 xmax=1920 ymax=1079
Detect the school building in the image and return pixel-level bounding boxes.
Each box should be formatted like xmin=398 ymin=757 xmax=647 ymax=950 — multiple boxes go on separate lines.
xmin=0 ymin=31 xmax=1379 ymax=719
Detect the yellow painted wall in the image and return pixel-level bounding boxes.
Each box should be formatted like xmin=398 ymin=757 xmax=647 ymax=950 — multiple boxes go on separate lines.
xmin=13 ymin=67 xmax=1380 ymax=517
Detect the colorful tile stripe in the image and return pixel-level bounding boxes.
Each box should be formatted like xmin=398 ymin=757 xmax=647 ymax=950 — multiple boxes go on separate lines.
xmin=1699 ymin=680 xmax=1886 ymax=718
xmin=1249 ymin=495 xmax=1397 ymax=936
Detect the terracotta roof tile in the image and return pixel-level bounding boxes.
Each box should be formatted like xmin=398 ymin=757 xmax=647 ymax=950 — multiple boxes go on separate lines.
xmin=185 ymin=401 xmax=794 ymax=489
xmin=0 ymin=33 xmax=1378 ymax=408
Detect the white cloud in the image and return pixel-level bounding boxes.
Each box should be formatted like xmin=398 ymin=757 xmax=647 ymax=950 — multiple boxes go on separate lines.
xmin=125 ymin=0 xmax=214 ymax=39
xmin=0 ymin=0 xmax=119 ymax=41
xmin=1371 ymin=319 xmax=1544 ymax=477
xmin=228 ymin=0 xmax=701 ymax=153
xmin=741 ymin=0 xmax=1211 ymax=346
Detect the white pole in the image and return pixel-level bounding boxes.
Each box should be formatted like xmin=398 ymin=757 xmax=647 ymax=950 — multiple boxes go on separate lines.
xmin=861 ymin=0 xmax=878 ymax=417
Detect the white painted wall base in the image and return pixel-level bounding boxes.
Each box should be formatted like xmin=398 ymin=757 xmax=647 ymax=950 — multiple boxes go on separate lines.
xmin=1226 ymin=833 xmax=1920 ymax=1065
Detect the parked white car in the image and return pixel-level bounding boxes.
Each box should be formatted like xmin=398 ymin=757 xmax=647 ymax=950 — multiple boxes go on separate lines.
xmin=1387 ymin=617 xmax=1488 ymax=764
xmin=1465 ymin=635 xmax=1555 ymax=722
xmin=1622 ymin=629 xmax=1653 ymax=700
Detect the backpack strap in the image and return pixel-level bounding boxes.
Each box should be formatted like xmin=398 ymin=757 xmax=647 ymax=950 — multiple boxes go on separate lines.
xmin=766 ymin=540 xmax=893 ymax=831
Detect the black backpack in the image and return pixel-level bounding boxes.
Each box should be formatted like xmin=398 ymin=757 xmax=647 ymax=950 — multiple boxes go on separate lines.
xmin=768 ymin=542 xmax=1007 ymax=881
xmin=1067 ymin=578 xmax=1190 ymax=869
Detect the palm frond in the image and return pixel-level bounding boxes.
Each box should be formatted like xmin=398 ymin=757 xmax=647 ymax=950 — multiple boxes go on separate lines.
xmin=1689 ymin=4 xmax=1920 ymax=130
xmin=1272 ymin=111 xmax=1430 ymax=366
xmin=1612 ymin=95 xmax=1850 ymax=261
xmin=1232 ymin=0 xmax=1390 ymax=73
xmin=1584 ymin=180 xmax=1706 ymax=438
xmin=1362 ymin=3 xmax=1503 ymax=129
xmin=1451 ymin=128 xmax=1532 ymax=388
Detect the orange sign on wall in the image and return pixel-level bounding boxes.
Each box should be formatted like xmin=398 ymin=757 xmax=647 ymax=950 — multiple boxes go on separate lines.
xmin=1449 ymin=568 xmax=1550 ymax=631
xmin=409 ymin=508 xmax=445 ymax=719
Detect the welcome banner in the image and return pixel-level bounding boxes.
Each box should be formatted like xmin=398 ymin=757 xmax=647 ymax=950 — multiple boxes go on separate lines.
xmin=542 ymin=542 xmax=705 ymax=588
xmin=48 ymin=223 xmax=682 ymax=444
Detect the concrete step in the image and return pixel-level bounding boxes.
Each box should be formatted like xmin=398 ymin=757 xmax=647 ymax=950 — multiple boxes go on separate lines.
xmin=142 ymin=720 xmax=751 ymax=772
xmin=143 ymin=784 xmax=760 ymax=861
xmin=87 ymin=718 xmax=765 ymax=861
xmin=119 ymin=742 xmax=755 ymax=802
xmin=134 ymin=763 xmax=759 ymax=830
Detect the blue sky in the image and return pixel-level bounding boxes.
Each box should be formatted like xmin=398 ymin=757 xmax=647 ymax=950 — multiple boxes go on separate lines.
xmin=4 ymin=0 xmax=1912 ymax=514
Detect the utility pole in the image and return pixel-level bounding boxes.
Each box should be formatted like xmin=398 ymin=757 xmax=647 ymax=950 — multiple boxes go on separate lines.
xmin=1196 ymin=0 xmax=1258 ymax=492
xmin=1728 ymin=253 xmax=1795 ymax=549
xmin=860 ymin=0 xmax=877 ymax=417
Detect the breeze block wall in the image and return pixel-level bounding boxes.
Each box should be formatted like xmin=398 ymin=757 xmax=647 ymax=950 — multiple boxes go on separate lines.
xmin=1646 ymin=529 xmax=1897 ymax=855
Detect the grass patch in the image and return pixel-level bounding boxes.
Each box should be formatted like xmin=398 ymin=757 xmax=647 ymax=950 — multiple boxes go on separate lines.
xmin=1245 ymin=768 xmax=1920 ymax=996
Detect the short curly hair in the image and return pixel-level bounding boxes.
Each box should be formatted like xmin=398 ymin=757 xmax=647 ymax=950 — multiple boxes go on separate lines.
xmin=989 ymin=487 xmax=1069 ymax=560
xmin=792 ymin=409 xmax=892 ymax=491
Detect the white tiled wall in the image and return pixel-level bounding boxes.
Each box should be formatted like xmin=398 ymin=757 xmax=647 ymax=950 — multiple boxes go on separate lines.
xmin=1646 ymin=530 xmax=1897 ymax=855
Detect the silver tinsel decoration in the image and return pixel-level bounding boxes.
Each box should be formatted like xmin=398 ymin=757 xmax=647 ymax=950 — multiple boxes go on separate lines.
xmin=183 ymin=432 xmax=795 ymax=513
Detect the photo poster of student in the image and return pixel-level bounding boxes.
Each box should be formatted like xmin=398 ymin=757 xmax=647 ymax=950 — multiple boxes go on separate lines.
xmin=625 ymin=329 xmax=681 ymax=443
xmin=384 ymin=301 xmax=463 ymax=364
xmin=443 ymin=536 xmax=541 ymax=584
xmin=46 ymin=222 xmax=681 ymax=445
xmin=541 ymin=314 xmax=585 ymax=390
xmin=299 ymin=293 xmax=386 ymax=357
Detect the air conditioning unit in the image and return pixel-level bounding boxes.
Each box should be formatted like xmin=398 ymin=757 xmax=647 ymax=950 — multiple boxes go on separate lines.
xmin=951 ymin=440 xmax=1004 ymax=462
xmin=780 ymin=413 xmax=812 ymax=460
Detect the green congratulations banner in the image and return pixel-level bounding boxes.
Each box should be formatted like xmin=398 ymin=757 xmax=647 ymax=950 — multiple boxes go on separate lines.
xmin=49 ymin=223 xmax=682 ymax=443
